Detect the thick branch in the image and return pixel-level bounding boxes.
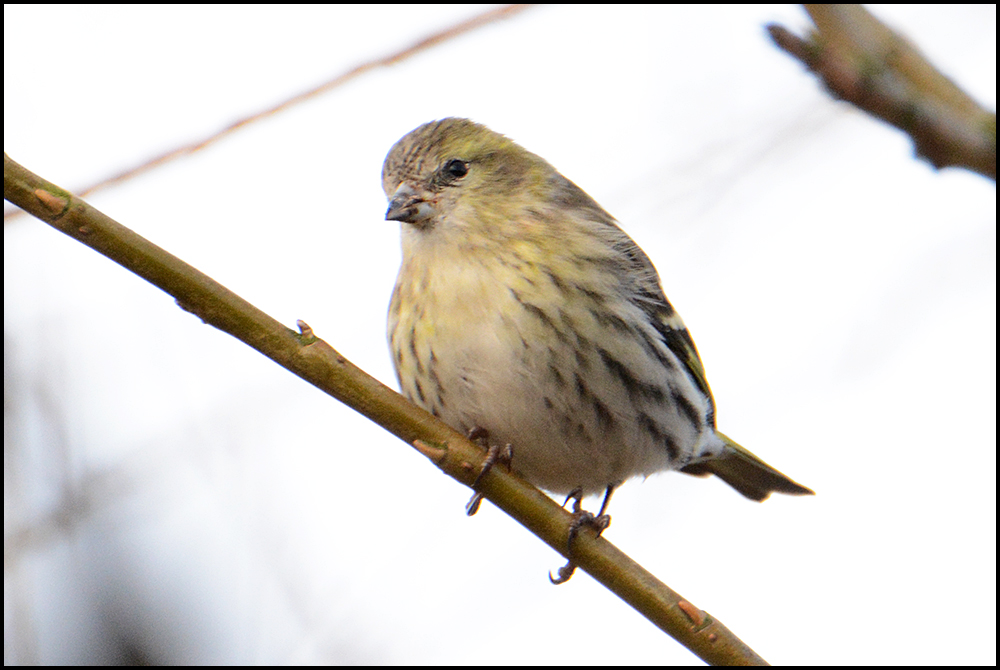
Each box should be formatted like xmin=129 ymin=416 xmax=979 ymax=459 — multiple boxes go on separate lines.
xmin=5 ymin=153 xmax=771 ymax=665
xmin=768 ymin=4 xmax=995 ymax=180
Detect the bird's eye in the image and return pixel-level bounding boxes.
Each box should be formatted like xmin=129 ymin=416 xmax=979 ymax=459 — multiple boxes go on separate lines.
xmin=442 ymin=159 xmax=469 ymax=180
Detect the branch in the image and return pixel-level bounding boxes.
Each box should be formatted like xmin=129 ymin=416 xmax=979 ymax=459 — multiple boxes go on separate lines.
xmin=5 ymin=153 xmax=772 ymax=666
xmin=768 ymin=4 xmax=996 ymax=180
xmin=4 ymin=4 xmax=533 ymax=221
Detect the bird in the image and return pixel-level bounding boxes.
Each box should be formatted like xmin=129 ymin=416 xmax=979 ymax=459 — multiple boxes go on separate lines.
xmin=381 ymin=118 xmax=812 ymax=526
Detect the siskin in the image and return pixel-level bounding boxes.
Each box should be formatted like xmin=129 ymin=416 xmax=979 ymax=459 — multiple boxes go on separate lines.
xmin=382 ymin=118 xmax=812 ymax=513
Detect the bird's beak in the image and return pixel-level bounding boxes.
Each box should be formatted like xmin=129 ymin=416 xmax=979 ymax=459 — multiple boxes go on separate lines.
xmin=386 ymin=183 xmax=436 ymax=225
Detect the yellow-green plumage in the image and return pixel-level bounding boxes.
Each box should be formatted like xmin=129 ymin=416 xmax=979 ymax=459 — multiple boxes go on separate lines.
xmin=383 ymin=118 xmax=812 ymax=502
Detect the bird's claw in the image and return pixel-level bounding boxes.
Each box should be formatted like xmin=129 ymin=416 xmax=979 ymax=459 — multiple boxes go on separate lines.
xmin=550 ymin=486 xmax=613 ymax=584
xmin=549 ymin=563 xmax=577 ymax=585
xmin=465 ymin=428 xmax=513 ymax=516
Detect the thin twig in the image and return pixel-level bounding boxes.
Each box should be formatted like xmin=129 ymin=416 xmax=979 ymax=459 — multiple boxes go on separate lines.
xmin=4 ymin=5 xmax=533 ymax=221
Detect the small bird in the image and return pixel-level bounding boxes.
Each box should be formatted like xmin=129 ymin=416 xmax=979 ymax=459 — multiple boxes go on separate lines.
xmin=382 ymin=118 xmax=812 ymax=520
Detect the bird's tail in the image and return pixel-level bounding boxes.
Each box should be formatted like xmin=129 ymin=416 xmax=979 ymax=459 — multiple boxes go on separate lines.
xmin=679 ymin=432 xmax=814 ymax=501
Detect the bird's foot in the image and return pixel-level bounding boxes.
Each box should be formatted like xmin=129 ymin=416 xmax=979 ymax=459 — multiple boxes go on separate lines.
xmin=549 ymin=485 xmax=614 ymax=584
xmin=465 ymin=428 xmax=513 ymax=516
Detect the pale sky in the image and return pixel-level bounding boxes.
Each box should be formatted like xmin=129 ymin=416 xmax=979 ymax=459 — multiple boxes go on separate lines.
xmin=5 ymin=5 xmax=996 ymax=665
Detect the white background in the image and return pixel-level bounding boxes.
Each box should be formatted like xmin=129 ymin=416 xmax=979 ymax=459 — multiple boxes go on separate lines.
xmin=5 ymin=5 xmax=995 ymax=665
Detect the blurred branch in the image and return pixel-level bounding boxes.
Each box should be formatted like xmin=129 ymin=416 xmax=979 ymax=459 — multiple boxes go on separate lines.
xmin=5 ymin=153 xmax=773 ymax=666
xmin=768 ymin=4 xmax=996 ymax=180
xmin=4 ymin=4 xmax=533 ymax=222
